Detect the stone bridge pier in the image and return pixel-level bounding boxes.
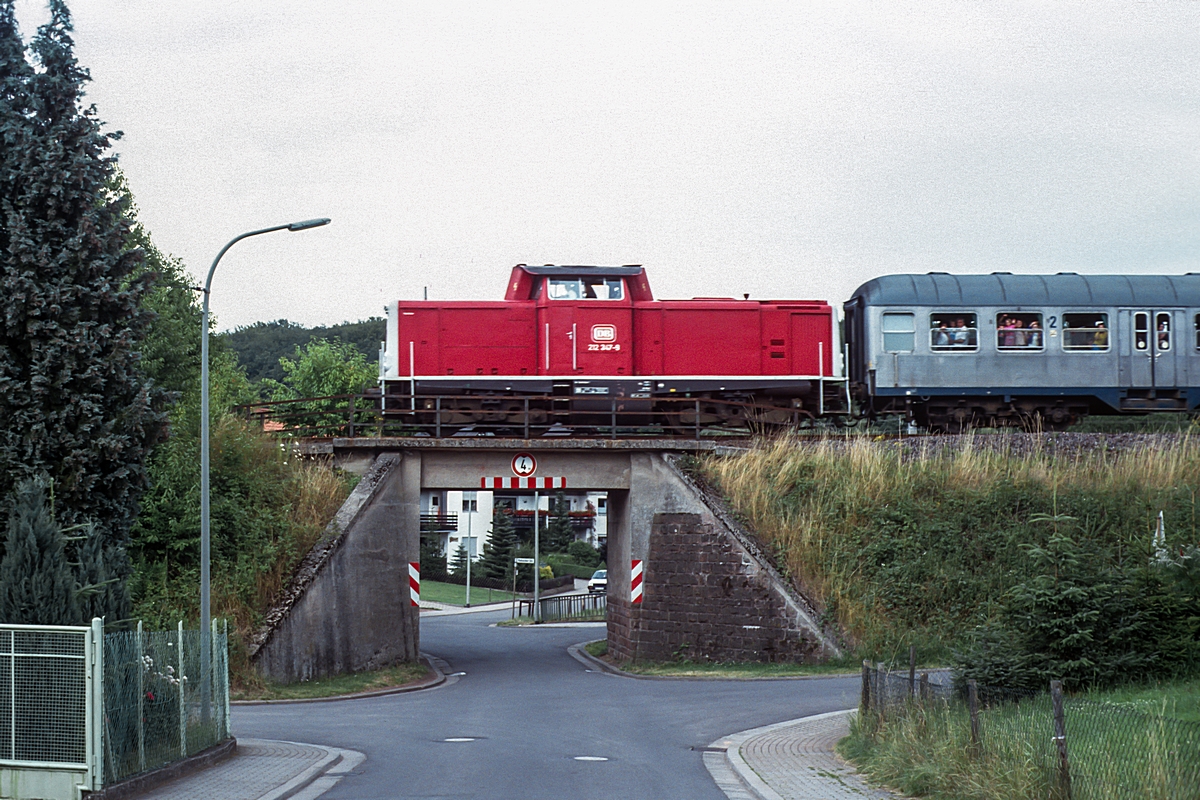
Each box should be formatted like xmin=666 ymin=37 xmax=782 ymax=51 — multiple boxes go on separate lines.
xmin=250 ymin=440 xmax=840 ymax=682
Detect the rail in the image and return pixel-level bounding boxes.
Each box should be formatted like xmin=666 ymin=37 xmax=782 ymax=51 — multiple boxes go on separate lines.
xmin=513 ymin=592 xmax=607 ymax=622
xmin=240 ymin=389 xmax=847 ymax=441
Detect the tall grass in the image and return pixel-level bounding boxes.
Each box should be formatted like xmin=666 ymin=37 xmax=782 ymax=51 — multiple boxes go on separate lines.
xmin=131 ymin=413 xmax=355 ymax=686
xmin=700 ymin=433 xmax=1200 ymax=657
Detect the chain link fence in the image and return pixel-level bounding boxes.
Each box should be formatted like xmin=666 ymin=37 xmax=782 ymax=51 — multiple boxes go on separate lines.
xmin=859 ymin=660 xmax=1200 ymax=799
xmin=103 ymin=622 xmax=230 ymax=784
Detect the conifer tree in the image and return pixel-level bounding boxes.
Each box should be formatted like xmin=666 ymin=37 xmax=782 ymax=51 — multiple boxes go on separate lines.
xmin=546 ymin=492 xmax=575 ymax=552
xmin=0 ymin=2 xmax=162 ymax=563
xmin=448 ymin=543 xmax=469 ymax=579
xmin=480 ymin=507 xmax=518 ymax=582
xmin=0 ymin=477 xmax=80 ymax=625
xmin=72 ymin=522 xmax=130 ymax=623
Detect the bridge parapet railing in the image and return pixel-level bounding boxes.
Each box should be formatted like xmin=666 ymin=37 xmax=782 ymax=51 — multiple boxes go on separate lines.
xmin=514 ymin=592 xmax=607 ymax=622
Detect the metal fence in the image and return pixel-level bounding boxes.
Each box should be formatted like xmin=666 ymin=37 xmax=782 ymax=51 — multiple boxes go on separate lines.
xmin=0 ymin=621 xmax=103 ymax=794
xmin=514 ymin=592 xmax=607 ymax=622
xmin=859 ymin=660 xmax=1200 ymax=799
xmin=103 ymin=621 xmax=231 ymax=784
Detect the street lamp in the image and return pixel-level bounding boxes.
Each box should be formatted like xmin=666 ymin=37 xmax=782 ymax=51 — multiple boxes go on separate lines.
xmin=199 ymin=217 xmax=330 ymax=717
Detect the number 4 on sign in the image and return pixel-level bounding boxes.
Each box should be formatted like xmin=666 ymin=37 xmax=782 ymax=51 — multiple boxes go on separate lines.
xmin=511 ymin=453 xmax=536 ymax=477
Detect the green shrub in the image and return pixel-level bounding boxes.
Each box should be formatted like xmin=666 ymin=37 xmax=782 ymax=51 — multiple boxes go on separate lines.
xmin=702 ymin=435 xmax=1200 ymax=669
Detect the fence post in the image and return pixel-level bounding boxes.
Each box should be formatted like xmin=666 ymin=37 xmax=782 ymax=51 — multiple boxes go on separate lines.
xmin=875 ymin=662 xmax=887 ymax=722
xmin=861 ymin=659 xmax=871 ymax=713
xmin=177 ymin=620 xmax=187 ymax=757
xmin=908 ymin=645 xmax=916 ymax=700
xmin=968 ymin=679 xmax=980 ymax=751
xmin=1051 ymin=680 xmax=1072 ymax=799
xmin=210 ymin=617 xmax=219 ymax=738
xmin=347 ymin=393 xmax=356 ymax=437
xmin=223 ymin=619 xmax=231 ymax=739
xmin=137 ymin=620 xmax=146 ymax=773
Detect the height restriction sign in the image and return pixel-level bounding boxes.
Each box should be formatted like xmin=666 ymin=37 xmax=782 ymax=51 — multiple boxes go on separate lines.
xmin=511 ymin=453 xmax=536 ymax=477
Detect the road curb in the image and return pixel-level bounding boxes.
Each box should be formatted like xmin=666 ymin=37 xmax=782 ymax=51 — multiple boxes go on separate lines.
xmin=231 ymin=653 xmax=446 ymax=705
xmin=569 ymin=640 xmax=861 ymax=681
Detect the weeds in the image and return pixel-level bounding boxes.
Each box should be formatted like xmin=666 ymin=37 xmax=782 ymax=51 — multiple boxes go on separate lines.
xmin=700 ymin=433 xmax=1200 ymax=659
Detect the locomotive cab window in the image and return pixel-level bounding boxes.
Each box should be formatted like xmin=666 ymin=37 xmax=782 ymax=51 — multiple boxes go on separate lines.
xmin=545 ymin=277 xmax=624 ymax=301
xmin=996 ymin=312 xmax=1044 ymax=351
xmin=1062 ymin=313 xmax=1109 ymax=351
xmin=882 ymin=312 xmax=915 ymax=353
xmin=929 ymin=313 xmax=977 ymax=351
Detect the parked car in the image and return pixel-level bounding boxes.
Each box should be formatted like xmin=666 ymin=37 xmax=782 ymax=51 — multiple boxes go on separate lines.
xmin=587 ymin=569 xmax=607 ymax=594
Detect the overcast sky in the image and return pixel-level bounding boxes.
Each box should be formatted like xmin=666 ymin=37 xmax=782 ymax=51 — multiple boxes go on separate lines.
xmin=12 ymin=1 xmax=1200 ymax=330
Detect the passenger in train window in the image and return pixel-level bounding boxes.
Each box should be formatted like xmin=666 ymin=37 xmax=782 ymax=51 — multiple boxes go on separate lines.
xmin=1158 ymin=319 xmax=1171 ymax=350
xmin=928 ymin=313 xmax=975 ymax=350
xmin=1027 ymin=320 xmax=1042 ymax=348
xmin=934 ymin=323 xmax=951 ymax=348
xmin=952 ymin=318 xmax=969 ymax=347
xmin=997 ymin=313 xmax=1043 ymax=350
xmin=1092 ymin=321 xmax=1107 ymax=350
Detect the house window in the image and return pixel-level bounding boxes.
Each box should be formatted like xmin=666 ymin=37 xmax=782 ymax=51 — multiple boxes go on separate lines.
xmin=929 ymin=313 xmax=977 ymax=351
xmin=462 ymin=492 xmax=478 ymax=513
xmin=996 ymin=313 xmax=1044 ymax=351
xmin=597 ymin=497 xmax=607 ymax=515
xmin=1061 ymin=313 xmax=1109 ymax=351
xmin=882 ymin=312 xmax=915 ymax=353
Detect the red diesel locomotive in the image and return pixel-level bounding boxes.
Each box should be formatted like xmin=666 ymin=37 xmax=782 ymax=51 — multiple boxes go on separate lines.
xmin=381 ymin=264 xmax=845 ymax=430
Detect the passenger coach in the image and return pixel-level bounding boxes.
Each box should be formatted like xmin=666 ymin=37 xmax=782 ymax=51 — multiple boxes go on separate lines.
xmin=845 ymin=273 xmax=1200 ymax=430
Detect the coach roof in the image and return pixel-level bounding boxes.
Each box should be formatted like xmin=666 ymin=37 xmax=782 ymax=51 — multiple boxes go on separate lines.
xmin=849 ymin=273 xmax=1200 ymax=308
xmin=514 ymin=264 xmax=645 ymax=277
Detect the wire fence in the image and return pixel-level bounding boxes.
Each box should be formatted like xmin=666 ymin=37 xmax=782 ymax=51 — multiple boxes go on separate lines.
xmin=103 ymin=622 xmax=230 ymax=784
xmin=859 ymin=659 xmax=1200 ymax=799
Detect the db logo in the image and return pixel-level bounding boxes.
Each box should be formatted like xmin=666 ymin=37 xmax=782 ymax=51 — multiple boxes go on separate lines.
xmin=591 ymin=325 xmax=616 ymax=343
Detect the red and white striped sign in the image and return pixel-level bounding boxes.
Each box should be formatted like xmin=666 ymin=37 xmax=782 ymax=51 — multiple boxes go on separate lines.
xmin=480 ymin=476 xmax=567 ymax=489
xmin=409 ymin=562 xmax=420 ymax=607
xmin=630 ymin=559 xmax=643 ymax=604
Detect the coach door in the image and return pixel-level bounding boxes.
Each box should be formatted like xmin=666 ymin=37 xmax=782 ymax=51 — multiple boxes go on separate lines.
xmin=1122 ymin=309 xmax=1181 ymax=389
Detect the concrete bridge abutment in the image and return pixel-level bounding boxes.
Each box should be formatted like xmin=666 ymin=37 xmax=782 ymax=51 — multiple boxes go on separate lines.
xmin=250 ymin=440 xmax=840 ymax=683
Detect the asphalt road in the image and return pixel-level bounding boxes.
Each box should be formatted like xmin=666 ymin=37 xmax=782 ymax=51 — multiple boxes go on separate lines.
xmin=232 ymin=610 xmax=859 ymax=800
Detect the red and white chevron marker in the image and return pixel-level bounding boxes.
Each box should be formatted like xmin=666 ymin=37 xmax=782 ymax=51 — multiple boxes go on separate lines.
xmin=480 ymin=476 xmax=567 ymax=489
xmin=630 ymin=559 xmax=643 ymax=604
xmin=409 ymin=562 xmax=420 ymax=607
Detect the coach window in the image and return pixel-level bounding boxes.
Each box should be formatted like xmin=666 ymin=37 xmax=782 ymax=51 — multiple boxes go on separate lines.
xmin=1194 ymin=314 xmax=1200 ymax=350
xmin=882 ymin=312 xmax=915 ymax=353
xmin=1157 ymin=312 xmax=1171 ymax=351
xmin=996 ymin=312 xmax=1044 ymax=351
xmin=929 ymin=312 xmax=977 ymax=351
xmin=1061 ymin=313 xmax=1109 ymax=351
xmin=1134 ymin=313 xmax=1149 ymax=350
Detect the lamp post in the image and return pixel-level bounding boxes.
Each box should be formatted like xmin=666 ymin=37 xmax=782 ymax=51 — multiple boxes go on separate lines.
xmin=200 ymin=218 xmax=330 ymax=719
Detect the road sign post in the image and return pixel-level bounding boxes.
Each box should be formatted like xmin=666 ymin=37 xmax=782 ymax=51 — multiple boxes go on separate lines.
xmin=533 ymin=490 xmax=540 ymax=622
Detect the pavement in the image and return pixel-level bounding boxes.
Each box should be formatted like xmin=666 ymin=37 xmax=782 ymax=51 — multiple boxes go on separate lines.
xmin=118 ymin=601 xmax=895 ymax=800
xmin=705 ymin=709 xmax=899 ymax=800
xmin=130 ymin=738 xmax=364 ymax=800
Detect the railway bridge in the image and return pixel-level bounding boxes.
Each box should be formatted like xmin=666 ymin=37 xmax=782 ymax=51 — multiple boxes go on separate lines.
xmin=248 ymin=438 xmax=841 ymax=682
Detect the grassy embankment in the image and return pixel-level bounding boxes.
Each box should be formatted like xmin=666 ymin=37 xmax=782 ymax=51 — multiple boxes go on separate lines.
xmin=701 ymin=432 xmax=1200 ymax=798
xmin=699 ymin=432 xmax=1200 ymax=660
